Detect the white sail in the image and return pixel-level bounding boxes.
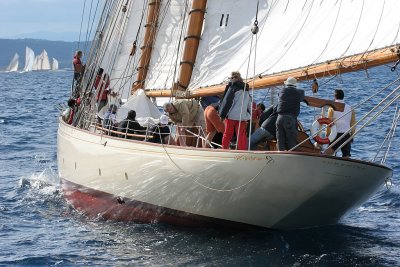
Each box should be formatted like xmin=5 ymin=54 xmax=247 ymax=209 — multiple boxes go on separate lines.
xmin=145 ymin=0 xmax=189 ymax=90
xmin=6 ymin=53 xmax=19 ymax=72
xmin=32 ymin=55 xmax=39 ymax=71
xmin=187 ymin=0 xmax=400 ymax=89
xmin=22 ymin=47 xmax=35 ymax=72
xmin=52 ymin=58 xmax=59 ymax=70
xmin=103 ymin=0 xmax=147 ymax=100
xmin=32 ymin=50 xmax=51 ymax=71
xmin=40 ymin=50 xmax=51 ymax=70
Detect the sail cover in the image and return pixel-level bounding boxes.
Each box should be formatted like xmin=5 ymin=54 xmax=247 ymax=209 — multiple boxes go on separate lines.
xmin=116 ymin=89 xmax=162 ymax=124
xmin=187 ymin=0 xmax=400 ymax=89
xmin=23 ymin=47 xmax=35 ymax=72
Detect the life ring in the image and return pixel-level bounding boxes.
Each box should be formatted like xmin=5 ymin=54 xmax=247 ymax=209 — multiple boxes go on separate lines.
xmin=310 ymin=117 xmax=337 ymax=145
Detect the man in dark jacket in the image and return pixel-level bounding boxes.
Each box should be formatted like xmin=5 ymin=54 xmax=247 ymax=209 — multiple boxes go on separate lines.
xmin=118 ymin=110 xmax=146 ymax=139
xmin=276 ymin=77 xmax=305 ymax=151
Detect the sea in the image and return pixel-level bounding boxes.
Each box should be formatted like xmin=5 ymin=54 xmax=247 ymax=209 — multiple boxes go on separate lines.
xmin=0 ymin=67 xmax=399 ymax=266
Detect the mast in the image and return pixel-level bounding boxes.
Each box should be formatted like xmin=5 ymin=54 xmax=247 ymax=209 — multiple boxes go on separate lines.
xmin=172 ymin=0 xmax=208 ymax=97
xmin=131 ymin=0 xmax=161 ymax=94
xmin=145 ymin=45 xmax=400 ymax=98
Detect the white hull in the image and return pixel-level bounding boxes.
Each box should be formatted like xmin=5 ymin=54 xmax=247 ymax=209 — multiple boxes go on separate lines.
xmin=58 ymin=120 xmax=392 ymax=229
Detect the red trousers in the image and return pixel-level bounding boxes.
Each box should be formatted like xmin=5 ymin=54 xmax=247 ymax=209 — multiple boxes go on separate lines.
xmin=222 ymin=119 xmax=248 ymax=150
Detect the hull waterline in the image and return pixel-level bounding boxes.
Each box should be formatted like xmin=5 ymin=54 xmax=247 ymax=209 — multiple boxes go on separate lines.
xmin=58 ymin=120 xmax=392 ymax=229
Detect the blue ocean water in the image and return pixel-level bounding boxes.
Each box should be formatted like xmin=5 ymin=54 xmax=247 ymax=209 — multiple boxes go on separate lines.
xmin=0 ymin=68 xmax=399 ymax=266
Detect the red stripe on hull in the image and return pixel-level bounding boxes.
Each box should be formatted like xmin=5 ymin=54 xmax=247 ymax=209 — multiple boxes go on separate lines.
xmin=61 ymin=179 xmax=258 ymax=230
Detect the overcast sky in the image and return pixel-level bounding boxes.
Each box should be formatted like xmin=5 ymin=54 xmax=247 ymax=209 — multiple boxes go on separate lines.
xmin=0 ymin=0 xmax=100 ymax=41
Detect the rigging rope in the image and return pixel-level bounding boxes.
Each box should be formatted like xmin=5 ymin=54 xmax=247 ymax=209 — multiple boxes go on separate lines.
xmin=77 ymin=0 xmax=87 ymax=50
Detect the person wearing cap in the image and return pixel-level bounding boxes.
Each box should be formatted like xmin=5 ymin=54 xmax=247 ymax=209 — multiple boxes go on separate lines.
xmin=151 ymin=115 xmax=173 ymax=144
xmin=276 ymin=77 xmax=305 ymax=151
xmin=219 ymin=71 xmax=252 ymax=150
xmin=118 ymin=110 xmax=146 ymax=139
xmin=163 ymin=99 xmax=205 ymax=146
xmin=203 ymin=102 xmax=225 ymax=148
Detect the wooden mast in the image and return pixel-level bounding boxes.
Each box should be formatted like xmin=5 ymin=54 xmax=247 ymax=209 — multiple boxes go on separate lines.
xmin=145 ymin=45 xmax=400 ymax=98
xmin=131 ymin=0 xmax=161 ymax=94
xmin=172 ymin=0 xmax=208 ymax=97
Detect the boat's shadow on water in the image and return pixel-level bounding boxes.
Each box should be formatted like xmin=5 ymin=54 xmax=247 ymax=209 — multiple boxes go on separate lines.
xmin=149 ymin=223 xmax=398 ymax=266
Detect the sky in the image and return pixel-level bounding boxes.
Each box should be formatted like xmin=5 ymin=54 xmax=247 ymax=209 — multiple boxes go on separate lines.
xmin=0 ymin=0 xmax=96 ymax=42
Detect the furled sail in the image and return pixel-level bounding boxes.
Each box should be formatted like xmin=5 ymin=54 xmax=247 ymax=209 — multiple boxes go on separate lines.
xmin=6 ymin=53 xmax=19 ymax=72
xmin=52 ymin=58 xmax=59 ymax=70
xmin=23 ymin=47 xmax=35 ymax=72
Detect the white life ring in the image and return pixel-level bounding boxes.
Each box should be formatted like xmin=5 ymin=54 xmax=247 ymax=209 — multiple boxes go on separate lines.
xmin=310 ymin=117 xmax=337 ymax=145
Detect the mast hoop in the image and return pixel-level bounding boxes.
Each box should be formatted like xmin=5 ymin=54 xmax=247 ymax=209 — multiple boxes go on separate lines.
xmin=176 ymin=82 xmax=188 ymax=89
xmin=140 ymin=45 xmax=153 ymax=49
xmin=189 ymin=8 xmax=206 ymax=15
xmin=184 ymin=35 xmax=201 ymax=41
xmin=137 ymin=65 xmax=149 ymax=70
xmin=144 ymin=22 xmax=157 ymax=28
xmin=180 ymin=61 xmax=195 ymax=67
xmin=148 ymin=0 xmax=160 ymax=6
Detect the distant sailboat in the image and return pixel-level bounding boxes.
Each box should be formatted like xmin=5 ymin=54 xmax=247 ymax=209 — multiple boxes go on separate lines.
xmin=52 ymin=58 xmax=59 ymax=70
xmin=32 ymin=55 xmax=39 ymax=71
xmin=32 ymin=49 xmax=51 ymax=71
xmin=22 ymin=47 xmax=35 ymax=72
xmin=6 ymin=53 xmax=19 ymax=72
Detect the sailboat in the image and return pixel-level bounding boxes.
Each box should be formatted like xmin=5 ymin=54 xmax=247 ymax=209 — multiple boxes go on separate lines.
xmin=6 ymin=53 xmax=19 ymax=72
xmin=32 ymin=49 xmax=51 ymax=71
xmin=58 ymin=0 xmax=400 ymax=229
xmin=52 ymin=58 xmax=59 ymax=71
xmin=22 ymin=46 xmax=35 ymax=73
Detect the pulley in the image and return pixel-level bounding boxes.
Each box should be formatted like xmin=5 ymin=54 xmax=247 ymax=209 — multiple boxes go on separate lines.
xmin=251 ymin=21 xmax=259 ymax=34
xmin=130 ymin=41 xmax=137 ymax=56
xmin=390 ymin=47 xmax=400 ymax=72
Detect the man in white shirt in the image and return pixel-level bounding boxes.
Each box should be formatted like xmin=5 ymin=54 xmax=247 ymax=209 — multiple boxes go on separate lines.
xmin=327 ymin=89 xmax=356 ymax=157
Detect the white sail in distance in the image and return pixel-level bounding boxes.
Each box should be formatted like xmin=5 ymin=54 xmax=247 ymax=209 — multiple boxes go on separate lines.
xmin=52 ymin=58 xmax=59 ymax=70
xmin=40 ymin=50 xmax=51 ymax=70
xmin=33 ymin=50 xmax=51 ymax=71
xmin=32 ymin=55 xmax=39 ymax=71
xmin=6 ymin=53 xmax=19 ymax=72
xmin=23 ymin=47 xmax=35 ymax=72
